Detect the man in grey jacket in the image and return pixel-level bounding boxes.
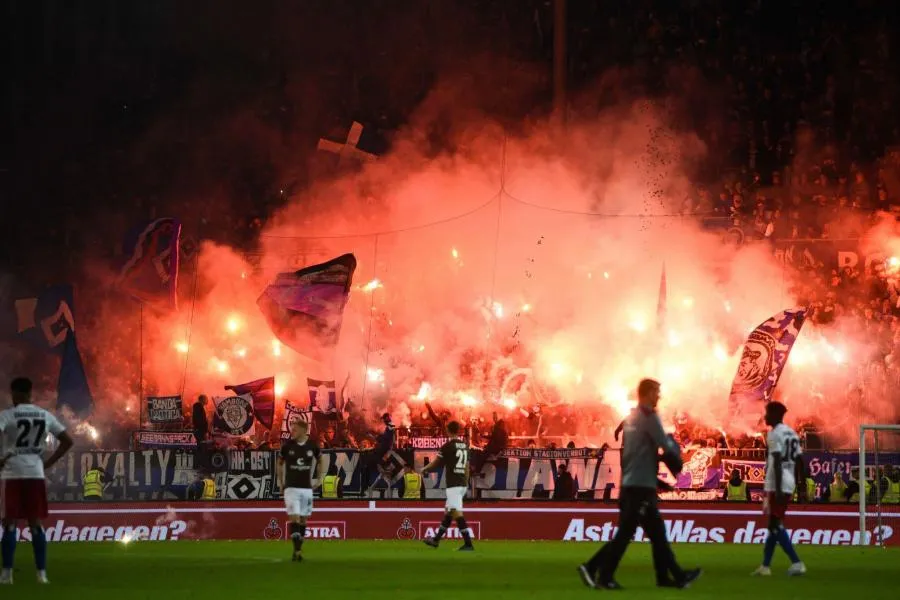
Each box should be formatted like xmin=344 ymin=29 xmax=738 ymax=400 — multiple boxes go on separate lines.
xmin=577 ymin=378 xmax=702 ymax=590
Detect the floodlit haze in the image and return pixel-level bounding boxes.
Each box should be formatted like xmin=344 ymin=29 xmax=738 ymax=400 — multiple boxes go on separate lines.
xmin=69 ymin=86 xmax=900 ymax=445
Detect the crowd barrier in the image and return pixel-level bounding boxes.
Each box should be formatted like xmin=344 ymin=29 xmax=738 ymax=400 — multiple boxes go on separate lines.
xmin=24 ymin=501 xmax=899 ymax=545
xmin=47 ymin=447 xmax=900 ymax=503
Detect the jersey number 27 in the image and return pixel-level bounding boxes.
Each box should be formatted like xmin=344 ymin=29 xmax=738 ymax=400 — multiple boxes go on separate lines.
xmin=16 ymin=418 xmax=46 ymax=448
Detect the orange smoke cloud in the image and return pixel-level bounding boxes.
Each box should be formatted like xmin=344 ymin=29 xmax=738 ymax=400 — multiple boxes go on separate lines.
xmin=76 ymin=95 xmax=898 ymax=445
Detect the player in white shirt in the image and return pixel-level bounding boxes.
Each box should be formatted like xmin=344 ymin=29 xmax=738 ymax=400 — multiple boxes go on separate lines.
xmin=0 ymin=377 xmax=73 ymax=585
xmin=752 ymin=401 xmax=807 ymax=577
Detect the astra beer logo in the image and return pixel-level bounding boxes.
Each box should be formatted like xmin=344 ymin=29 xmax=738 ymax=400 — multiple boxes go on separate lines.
xmin=283 ymin=521 xmax=346 ymax=540
xmin=418 ymin=521 xmax=481 ymax=540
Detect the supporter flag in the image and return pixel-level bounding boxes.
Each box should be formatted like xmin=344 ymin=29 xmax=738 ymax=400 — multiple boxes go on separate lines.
xmin=280 ymin=399 xmax=311 ymax=442
xmin=225 ymin=377 xmax=275 ymax=430
xmin=257 ymin=253 xmax=357 ymax=360
xmin=14 ymin=284 xmax=93 ymax=416
xmin=656 ymin=263 xmax=667 ymax=331
xmin=118 ymin=218 xmax=182 ymax=310
xmin=728 ymin=307 xmax=808 ymax=420
xmin=307 ymin=378 xmax=339 ymax=413
xmin=212 ymin=395 xmax=255 ymax=437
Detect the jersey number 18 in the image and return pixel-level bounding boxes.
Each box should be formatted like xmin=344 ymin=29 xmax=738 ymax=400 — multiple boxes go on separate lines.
xmin=783 ymin=438 xmax=799 ymax=464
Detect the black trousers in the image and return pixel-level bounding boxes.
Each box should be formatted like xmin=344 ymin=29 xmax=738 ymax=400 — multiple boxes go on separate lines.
xmin=586 ymin=486 xmax=684 ymax=584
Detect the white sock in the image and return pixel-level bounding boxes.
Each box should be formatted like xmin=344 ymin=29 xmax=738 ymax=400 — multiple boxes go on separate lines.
xmin=1 ymin=568 xmax=11 ymax=577
xmin=38 ymin=569 xmax=47 ymax=576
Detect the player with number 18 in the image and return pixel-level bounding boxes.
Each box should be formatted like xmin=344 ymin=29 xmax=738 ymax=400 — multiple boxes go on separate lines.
xmin=752 ymin=401 xmax=807 ymax=577
xmin=420 ymin=421 xmax=474 ymax=551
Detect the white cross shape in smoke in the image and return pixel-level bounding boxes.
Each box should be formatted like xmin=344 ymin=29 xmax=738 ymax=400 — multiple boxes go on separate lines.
xmin=317 ymin=121 xmax=377 ymax=166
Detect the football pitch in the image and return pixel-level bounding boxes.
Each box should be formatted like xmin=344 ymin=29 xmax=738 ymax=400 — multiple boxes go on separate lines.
xmin=9 ymin=541 xmax=898 ymax=598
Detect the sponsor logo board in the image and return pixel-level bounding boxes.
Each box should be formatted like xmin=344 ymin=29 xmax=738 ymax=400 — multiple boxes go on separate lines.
xmin=561 ymin=517 xmax=894 ymax=546
xmin=40 ymin=502 xmax=898 ymax=545
xmin=418 ymin=521 xmax=482 ymax=540
xmin=14 ymin=519 xmax=189 ymax=542
xmin=283 ymin=521 xmax=347 ymax=540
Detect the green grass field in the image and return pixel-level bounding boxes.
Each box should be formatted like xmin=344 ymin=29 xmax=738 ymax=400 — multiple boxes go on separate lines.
xmin=5 ymin=541 xmax=897 ymax=598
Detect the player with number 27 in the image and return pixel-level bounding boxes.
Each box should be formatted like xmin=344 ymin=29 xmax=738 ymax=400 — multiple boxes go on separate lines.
xmin=0 ymin=377 xmax=74 ymax=585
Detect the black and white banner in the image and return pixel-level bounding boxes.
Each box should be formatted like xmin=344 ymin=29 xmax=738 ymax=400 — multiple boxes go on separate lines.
xmin=224 ymin=450 xmax=275 ymax=500
xmin=146 ymin=396 xmax=183 ymax=423
xmin=135 ymin=431 xmax=196 ymax=449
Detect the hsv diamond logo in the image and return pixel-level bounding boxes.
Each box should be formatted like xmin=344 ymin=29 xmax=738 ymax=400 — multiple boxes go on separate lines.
xmin=283 ymin=521 xmax=346 ymax=540
xmin=418 ymin=521 xmax=481 ymax=540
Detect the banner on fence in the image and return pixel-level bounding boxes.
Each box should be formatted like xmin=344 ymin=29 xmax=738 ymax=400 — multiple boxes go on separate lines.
xmin=44 ymin=449 xmax=900 ymax=502
xmin=223 ymin=450 xmax=276 ymax=500
xmin=146 ymin=396 xmax=183 ymax=424
xmin=47 ymin=450 xmax=198 ymax=502
xmin=135 ymin=431 xmax=196 ymax=449
xmin=773 ymin=238 xmax=888 ymax=273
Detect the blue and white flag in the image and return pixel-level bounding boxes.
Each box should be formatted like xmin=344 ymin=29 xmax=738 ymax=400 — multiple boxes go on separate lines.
xmin=118 ymin=218 xmax=182 ymax=310
xmin=257 ymin=253 xmax=356 ymax=360
xmin=307 ymin=378 xmax=339 ymax=413
xmin=14 ymin=284 xmax=76 ymax=354
xmin=728 ymin=307 xmax=808 ymax=420
xmin=14 ymin=284 xmax=93 ymax=416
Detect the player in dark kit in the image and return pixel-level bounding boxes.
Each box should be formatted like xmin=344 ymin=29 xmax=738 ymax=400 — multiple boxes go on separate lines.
xmin=277 ymin=420 xmax=324 ymax=562
xmin=420 ymin=421 xmax=474 ymax=551
xmin=578 ymin=379 xmax=702 ymax=590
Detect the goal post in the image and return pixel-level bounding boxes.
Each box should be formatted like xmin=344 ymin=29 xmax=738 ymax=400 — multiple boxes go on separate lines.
xmin=858 ymin=424 xmax=900 ymax=546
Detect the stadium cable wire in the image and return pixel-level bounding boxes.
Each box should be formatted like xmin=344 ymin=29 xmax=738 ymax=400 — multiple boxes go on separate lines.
xmin=258 ymin=193 xmax=501 ymax=240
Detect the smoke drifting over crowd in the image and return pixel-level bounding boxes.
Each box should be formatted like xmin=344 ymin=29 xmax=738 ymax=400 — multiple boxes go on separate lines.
xmin=32 ymin=80 xmax=900 ymax=445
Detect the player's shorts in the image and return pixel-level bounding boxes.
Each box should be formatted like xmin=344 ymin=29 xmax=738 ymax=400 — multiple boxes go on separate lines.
xmin=1 ymin=478 xmax=49 ymax=521
xmin=284 ymin=487 xmax=314 ymax=517
xmin=445 ymin=486 xmax=467 ymax=513
xmin=767 ymin=492 xmax=790 ymax=519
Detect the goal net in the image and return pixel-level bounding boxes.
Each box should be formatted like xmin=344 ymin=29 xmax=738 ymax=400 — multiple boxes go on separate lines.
xmin=858 ymin=424 xmax=900 ymax=547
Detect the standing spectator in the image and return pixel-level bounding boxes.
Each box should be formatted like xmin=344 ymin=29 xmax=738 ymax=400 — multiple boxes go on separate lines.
xmin=825 ymin=472 xmax=847 ymax=503
xmin=553 ymin=463 xmax=577 ymax=500
xmin=472 ymin=412 xmax=508 ymax=475
xmin=82 ymin=467 xmax=107 ymax=501
xmin=365 ymin=414 xmax=396 ymax=497
xmin=722 ymin=469 xmax=748 ymax=502
xmin=192 ymin=395 xmax=209 ymax=452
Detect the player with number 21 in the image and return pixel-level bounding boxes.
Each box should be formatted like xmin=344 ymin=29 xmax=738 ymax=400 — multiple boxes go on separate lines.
xmin=420 ymin=421 xmax=475 ymax=551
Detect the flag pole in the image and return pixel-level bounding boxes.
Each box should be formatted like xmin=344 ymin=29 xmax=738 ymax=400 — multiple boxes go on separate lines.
xmin=360 ymin=235 xmax=380 ymax=413
xmin=139 ymin=302 xmax=144 ymax=429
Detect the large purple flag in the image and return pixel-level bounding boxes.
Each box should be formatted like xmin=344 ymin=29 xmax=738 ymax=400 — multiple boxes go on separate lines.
xmin=728 ymin=307 xmax=808 ymax=421
xmin=225 ymin=377 xmax=275 ymax=430
xmin=257 ymin=253 xmax=356 ymax=360
xmin=118 ymin=218 xmax=182 ymax=310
